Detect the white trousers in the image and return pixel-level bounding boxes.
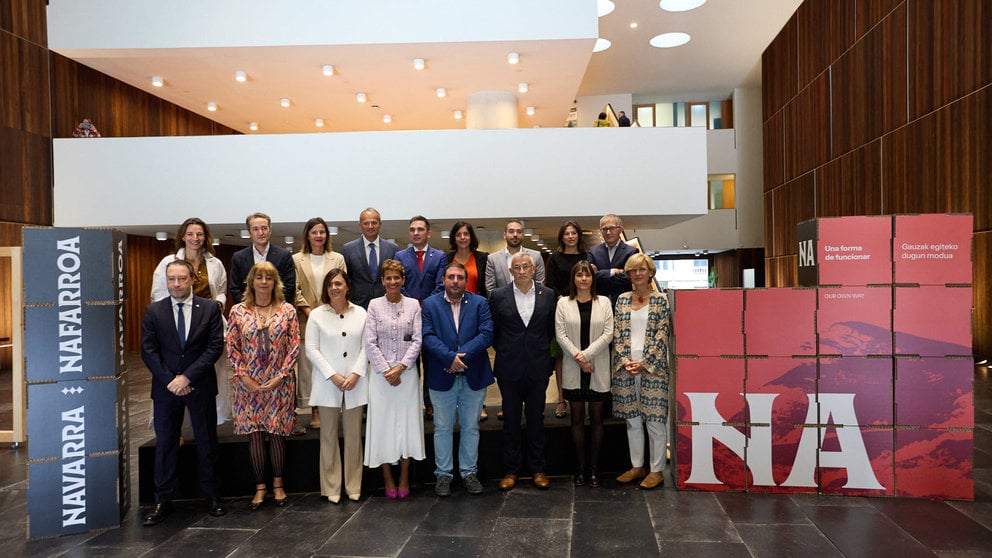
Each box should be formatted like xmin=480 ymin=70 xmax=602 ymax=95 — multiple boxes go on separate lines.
xmin=625 ymin=374 xmax=668 ymax=473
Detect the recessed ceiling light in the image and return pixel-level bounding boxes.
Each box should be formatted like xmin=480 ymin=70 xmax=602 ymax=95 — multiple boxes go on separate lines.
xmin=597 ymin=0 xmax=615 ymax=17
xmin=356 ymin=92 xmax=367 ymax=103
xmin=413 ymin=58 xmax=425 ymax=70
xmin=630 ymin=22 xmax=638 ymax=29
xmin=249 ymin=121 xmax=258 ymax=131
xmin=383 ymin=114 xmax=392 ymax=123
xmin=322 ymin=64 xmax=334 ymax=76
xmin=436 ymin=87 xmax=446 ymax=98
xmin=650 ymin=32 xmax=691 ymax=48
xmin=206 ymin=102 xmax=217 ymax=111
xmin=660 ymin=0 xmax=707 ymax=12
xmin=315 ymin=118 xmax=324 ymax=127
xmin=155 ymin=232 xmax=167 ymax=241
xmin=280 ymin=97 xmax=291 ymax=107
xmin=151 ymin=76 xmax=164 ymax=87
xmin=507 ymin=52 xmax=519 ymax=64
xmin=518 ymin=83 xmax=529 ymax=93
xmin=526 ymin=106 xmax=535 ymax=116
xmin=234 ymin=70 xmax=247 ymax=82
xmin=453 ymin=110 xmax=463 ymax=120
xmin=593 ymin=38 xmax=612 ymax=53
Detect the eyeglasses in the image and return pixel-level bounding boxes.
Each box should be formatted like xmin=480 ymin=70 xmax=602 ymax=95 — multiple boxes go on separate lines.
xmin=511 ymin=264 xmax=533 ymax=271
xmin=600 ymin=226 xmax=620 ymax=233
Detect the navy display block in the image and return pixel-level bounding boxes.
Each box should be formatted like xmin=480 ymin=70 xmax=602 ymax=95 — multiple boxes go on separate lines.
xmin=23 ymin=227 xmax=129 ymax=539
xmin=28 ymin=453 xmax=121 ymax=538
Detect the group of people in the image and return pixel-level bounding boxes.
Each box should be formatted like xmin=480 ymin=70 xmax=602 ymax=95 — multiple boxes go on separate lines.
xmin=140 ymin=208 xmax=672 ymax=526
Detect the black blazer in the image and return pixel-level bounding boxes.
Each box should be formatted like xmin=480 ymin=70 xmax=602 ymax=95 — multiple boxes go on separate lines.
xmin=229 ymin=244 xmax=296 ymax=304
xmin=341 ymin=237 xmax=399 ymax=308
xmin=446 ymin=249 xmax=489 ymax=298
xmin=141 ymin=294 xmax=225 ymax=401
xmin=489 ymin=282 xmax=556 ymax=382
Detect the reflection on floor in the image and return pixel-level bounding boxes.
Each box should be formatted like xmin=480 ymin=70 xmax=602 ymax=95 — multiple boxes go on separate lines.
xmin=0 ymin=354 xmax=990 ymax=557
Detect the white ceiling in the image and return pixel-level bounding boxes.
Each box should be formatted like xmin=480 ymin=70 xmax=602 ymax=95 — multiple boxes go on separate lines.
xmin=49 ymin=0 xmax=800 ymax=250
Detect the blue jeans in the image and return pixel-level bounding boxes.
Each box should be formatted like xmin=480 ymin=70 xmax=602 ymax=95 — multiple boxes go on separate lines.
xmin=430 ymin=376 xmax=487 ymax=480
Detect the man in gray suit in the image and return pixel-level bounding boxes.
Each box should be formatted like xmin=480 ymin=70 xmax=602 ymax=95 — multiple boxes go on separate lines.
xmin=341 ymin=207 xmax=399 ymax=308
xmin=484 ymin=219 xmax=546 ymax=295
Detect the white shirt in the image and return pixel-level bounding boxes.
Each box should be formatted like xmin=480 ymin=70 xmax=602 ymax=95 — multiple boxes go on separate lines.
xmin=363 ymin=236 xmax=381 ymax=265
xmin=171 ymin=292 xmax=193 ymax=344
xmin=512 ymin=281 xmax=536 ymax=326
xmin=444 ymin=292 xmax=463 ymax=332
xmin=630 ymin=304 xmax=649 ymax=361
xmin=252 ymin=243 xmax=271 ymax=264
xmin=309 ymin=253 xmax=325 ymax=288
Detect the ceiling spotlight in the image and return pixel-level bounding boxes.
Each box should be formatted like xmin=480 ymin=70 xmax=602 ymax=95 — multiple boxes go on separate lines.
xmin=234 ymin=70 xmax=247 ymax=82
xmin=212 ymin=238 xmax=220 ymax=246
xmin=597 ymin=0 xmax=616 ymax=17
xmin=413 ymin=58 xmax=425 ymax=70
xmin=507 ymin=52 xmax=520 ymax=64
xmin=436 ymin=87 xmax=446 ymax=98
xmin=206 ymin=102 xmax=218 ymax=111
xmin=322 ymin=64 xmax=334 ymax=76
xmin=315 ymin=118 xmax=324 ymax=127
xmin=518 ymin=82 xmax=528 ymax=93
xmin=630 ymin=22 xmax=638 ymax=28
xmin=249 ymin=121 xmax=258 ymax=131
xmin=357 ymin=92 xmax=367 ymax=103
xmin=383 ymin=114 xmax=392 ymax=123
xmin=524 ymin=228 xmax=533 ymax=237
xmin=453 ymin=110 xmax=463 ymax=120
xmin=284 ymin=236 xmax=294 ymax=245
xmin=650 ymin=32 xmax=691 ymax=48
xmin=660 ymin=0 xmax=707 ymax=12
xmin=240 ymin=229 xmax=250 ymax=239
xmin=593 ymin=38 xmax=612 ymax=53
xmin=526 ymin=106 xmax=535 ymax=116
xmin=280 ymin=97 xmax=291 ymax=107
xmin=151 ymin=76 xmax=164 ymax=87
xmin=155 ymin=231 xmax=167 ymax=241
xmin=328 ymin=226 xmax=339 ymax=235
xmin=531 ymin=235 xmax=541 ymax=242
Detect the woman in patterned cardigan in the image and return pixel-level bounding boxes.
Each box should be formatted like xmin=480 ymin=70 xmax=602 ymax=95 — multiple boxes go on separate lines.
xmin=611 ymin=253 xmax=671 ymax=490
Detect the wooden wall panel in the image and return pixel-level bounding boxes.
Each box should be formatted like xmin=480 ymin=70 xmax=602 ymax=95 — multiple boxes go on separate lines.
xmin=784 ymin=72 xmax=830 ymax=181
xmin=763 ymin=110 xmax=785 ymax=191
xmin=975 ymin=231 xmax=990 ymax=357
xmin=125 ymin=234 xmax=179 ymax=351
xmin=762 ymin=12 xmax=798 ymax=120
xmin=831 ymin=2 xmax=907 ymax=156
xmin=855 ymin=0 xmax=903 ymax=39
xmin=49 ymin=53 xmax=239 ymax=139
xmin=0 ymin=0 xmax=46 ymax=45
xmin=0 ymin=31 xmax=50 ymax=135
xmin=0 ymin=125 xmax=52 ymax=225
xmin=881 ymin=111 xmax=939 ymax=215
xmin=938 ymin=86 xmax=992 ymax=232
xmin=771 ymin=173 xmax=816 ymax=258
xmin=797 ymin=0 xmax=856 ymax=86
xmin=765 ymin=255 xmax=797 ymax=288
xmin=816 ymin=139 xmax=883 ymax=217
xmin=0 ymin=222 xmax=22 ymax=246
xmin=908 ymin=0 xmax=992 ymax=120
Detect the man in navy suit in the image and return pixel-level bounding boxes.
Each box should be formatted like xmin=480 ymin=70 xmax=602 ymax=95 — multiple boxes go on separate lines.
xmin=229 ymin=212 xmax=296 ymax=304
xmin=587 ymin=213 xmax=637 ymax=307
xmin=141 ymin=259 xmax=226 ymax=526
xmin=341 ymin=207 xmax=399 ymax=308
xmin=422 ymin=262 xmax=494 ymax=497
xmin=396 ymin=215 xmax=448 ymax=417
xmin=489 ymin=252 xmax=556 ymax=491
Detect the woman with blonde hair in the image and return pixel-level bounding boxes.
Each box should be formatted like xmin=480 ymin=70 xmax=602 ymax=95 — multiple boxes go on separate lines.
xmin=227 ymin=261 xmax=300 ymax=509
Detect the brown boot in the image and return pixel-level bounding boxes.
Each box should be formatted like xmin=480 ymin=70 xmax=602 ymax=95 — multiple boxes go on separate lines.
xmin=616 ymin=467 xmax=646 ymax=483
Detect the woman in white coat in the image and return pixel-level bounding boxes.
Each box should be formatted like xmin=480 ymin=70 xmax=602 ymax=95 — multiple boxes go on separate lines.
xmin=554 ymin=260 xmax=614 ymax=487
xmin=293 ymin=217 xmax=347 ymax=430
xmin=305 ymin=268 xmax=368 ymax=503
xmin=150 ymin=217 xmax=232 ymax=424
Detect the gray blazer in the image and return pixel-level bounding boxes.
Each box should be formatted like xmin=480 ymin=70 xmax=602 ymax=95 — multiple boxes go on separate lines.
xmin=484 ymin=247 xmax=546 ymax=295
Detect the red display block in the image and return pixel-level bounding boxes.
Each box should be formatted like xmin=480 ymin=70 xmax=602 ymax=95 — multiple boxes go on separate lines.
xmin=893 ymin=214 xmax=973 ymax=286
xmin=745 ymin=357 xmax=817 ymax=426
xmin=676 ymin=422 xmax=747 ymax=492
xmin=675 ymin=357 xmax=745 ymax=425
xmin=894 ymin=357 xmax=974 ymax=428
xmin=816 ymin=286 xmax=893 ymax=356
xmin=894 ymin=428 xmax=973 ymax=500
xmin=673 ymin=289 xmax=744 ymax=356
xmin=744 ymin=288 xmax=817 ymax=357
xmin=893 ymin=286 xmax=972 ymax=357
xmin=818 ymin=357 xmax=893 ymax=426
xmin=819 ymin=427 xmax=894 ymax=497
xmin=745 ymin=424 xmax=818 ymax=495
xmin=798 ymin=216 xmax=893 ymax=287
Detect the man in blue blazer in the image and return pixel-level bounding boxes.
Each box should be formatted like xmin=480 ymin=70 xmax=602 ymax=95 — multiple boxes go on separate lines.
xmin=141 ymin=260 xmax=226 ymax=525
xmin=422 ymin=261 xmax=494 ymax=497
xmin=489 ymin=252 xmax=556 ymax=491
xmin=587 ymin=213 xmax=637 ymax=307
xmin=229 ymin=212 xmax=296 ymax=304
xmin=341 ymin=207 xmax=399 ymax=308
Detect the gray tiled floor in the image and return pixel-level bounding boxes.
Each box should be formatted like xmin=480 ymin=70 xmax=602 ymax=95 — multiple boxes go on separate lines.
xmin=1 ymin=354 xmax=990 ymax=557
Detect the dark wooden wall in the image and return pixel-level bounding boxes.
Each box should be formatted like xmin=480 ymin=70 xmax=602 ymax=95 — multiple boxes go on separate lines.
xmin=762 ymin=0 xmax=992 ymax=356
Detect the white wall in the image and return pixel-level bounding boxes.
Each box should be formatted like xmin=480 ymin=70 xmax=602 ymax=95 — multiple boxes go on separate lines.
xmin=707 ymin=129 xmax=737 ymax=175
xmin=733 ymin=86 xmax=765 ymax=249
xmin=576 ymin=94 xmax=632 ymax=127
xmin=53 ymin=127 xmax=707 ymax=229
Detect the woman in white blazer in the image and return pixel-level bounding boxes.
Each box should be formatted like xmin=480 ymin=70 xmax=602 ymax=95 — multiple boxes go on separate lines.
xmin=293 ymin=217 xmax=347 ymax=430
xmin=554 ymin=260 xmax=614 ymax=488
xmin=305 ymin=268 xmax=368 ymax=503
xmin=150 ymin=217 xmax=232 ymax=424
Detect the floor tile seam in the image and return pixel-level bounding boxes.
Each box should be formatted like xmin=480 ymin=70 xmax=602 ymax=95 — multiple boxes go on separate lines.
xmin=642 ymin=489 xmax=673 ymax=555
xmin=184 ymin=526 xmax=260 ymax=532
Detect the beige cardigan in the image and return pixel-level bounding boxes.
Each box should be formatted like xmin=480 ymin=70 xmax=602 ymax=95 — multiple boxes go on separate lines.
xmin=555 ymin=295 xmax=614 ymax=392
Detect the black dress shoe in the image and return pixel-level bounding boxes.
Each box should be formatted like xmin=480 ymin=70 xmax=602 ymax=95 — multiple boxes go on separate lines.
xmin=574 ymin=472 xmax=586 ymax=487
xmin=588 ymin=470 xmax=601 ymax=488
xmin=206 ymin=497 xmax=227 ymax=517
xmin=143 ymin=502 xmax=172 ymax=526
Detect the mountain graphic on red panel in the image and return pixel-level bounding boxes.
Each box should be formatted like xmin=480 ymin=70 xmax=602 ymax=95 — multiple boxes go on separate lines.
xmin=819 ymin=321 xmax=893 ymax=356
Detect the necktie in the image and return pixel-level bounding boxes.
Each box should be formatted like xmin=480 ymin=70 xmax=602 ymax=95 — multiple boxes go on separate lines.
xmin=368 ymin=242 xmax=378 ymax=280
xmin=177 ymin=302 xmax=186 ymax=349
xmin=416 ymin=250 xmax=425 ymax=272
